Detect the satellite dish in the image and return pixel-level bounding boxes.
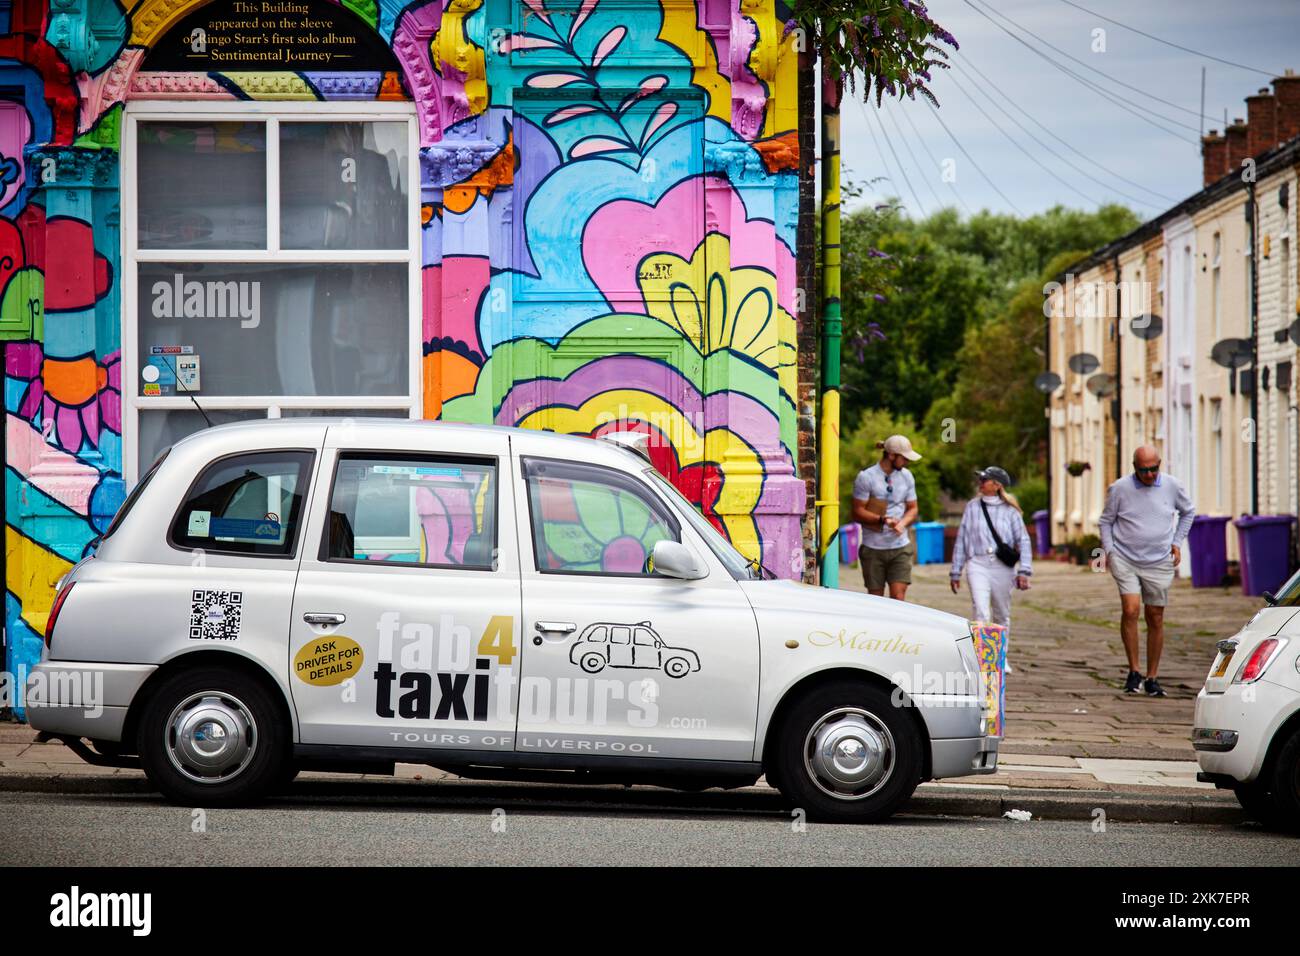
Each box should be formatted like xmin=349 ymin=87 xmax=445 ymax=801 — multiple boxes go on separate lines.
xmin=1288 ymin=318 xmax=1300 ymax=349
xmin=1130 ymin=313 xmax=1164 ymax=340
xmin=1210 ymin=338 xmax=1253 ymax=369
xmin=1067 ymin=352 xmax=1100 ymax=375
xmin=1034 ymin=371 xmax=1063 ymax=394
xmin=1086 ymin=373 xmax=1118 ymax=397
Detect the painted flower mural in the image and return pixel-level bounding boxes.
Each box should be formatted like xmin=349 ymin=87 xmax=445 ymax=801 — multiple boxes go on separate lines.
xmin=4 ymin=0 xmax=804 ymax=719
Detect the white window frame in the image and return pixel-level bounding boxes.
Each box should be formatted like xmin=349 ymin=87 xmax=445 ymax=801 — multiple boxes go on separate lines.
xmin=121 ymin=100 xmax=422 ymax=484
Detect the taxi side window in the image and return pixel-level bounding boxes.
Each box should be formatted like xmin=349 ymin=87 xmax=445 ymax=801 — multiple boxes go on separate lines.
xmin=170 ymin=451 xmax=314 ymax=557
xmin=324 ymin=454 xmax=497 ymax=570
xmin=523 ymin=458 xmax=680 ymax=576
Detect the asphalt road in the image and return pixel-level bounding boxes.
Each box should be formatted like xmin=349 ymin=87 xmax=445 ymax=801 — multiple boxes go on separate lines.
xmin=1 ymin=783 xmax=1296 ymax=865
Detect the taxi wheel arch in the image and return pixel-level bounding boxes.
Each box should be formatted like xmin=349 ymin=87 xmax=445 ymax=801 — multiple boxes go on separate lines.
xmin=128 ymin=652 xmax=293 ymax=805
xmin=123 ymin=650 xmax=294 ymax=755
xmin=762 ymin=669 xmax=931 ymax=810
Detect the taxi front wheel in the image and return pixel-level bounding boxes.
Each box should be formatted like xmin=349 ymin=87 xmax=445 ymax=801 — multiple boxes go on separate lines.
xmin=771 ymin=680 xmax=922 ymax=824
xmin=137 ymin=666 xmax=288 ymax=807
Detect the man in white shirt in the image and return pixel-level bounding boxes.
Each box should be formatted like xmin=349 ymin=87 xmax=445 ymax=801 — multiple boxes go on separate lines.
xmin=851 ymin=435 xmax=921 ymax=600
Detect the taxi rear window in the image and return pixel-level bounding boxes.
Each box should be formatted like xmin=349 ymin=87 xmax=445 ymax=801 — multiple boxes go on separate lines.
xmin=170 ymin=450 xmax=314 ymax=558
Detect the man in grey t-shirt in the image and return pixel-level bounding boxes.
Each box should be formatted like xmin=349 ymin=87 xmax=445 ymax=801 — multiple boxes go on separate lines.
xmin=852 ymin=435 xmax=921 ymax=600
xmin=1098 ymin=445 xmax=1196 ymax=698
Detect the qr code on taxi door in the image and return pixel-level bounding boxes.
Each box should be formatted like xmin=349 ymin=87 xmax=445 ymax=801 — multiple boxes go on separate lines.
xmin=189 ymin=589 xmax=243 ymax=641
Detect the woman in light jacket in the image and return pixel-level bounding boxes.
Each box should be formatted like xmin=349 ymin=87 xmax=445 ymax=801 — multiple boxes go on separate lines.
xmin=950 ymin=467 xmax=1033 ymax=668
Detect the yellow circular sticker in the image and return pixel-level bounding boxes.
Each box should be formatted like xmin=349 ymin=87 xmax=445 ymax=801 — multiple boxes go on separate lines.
xmin=294 ymin=635 xmax=364 ymax=686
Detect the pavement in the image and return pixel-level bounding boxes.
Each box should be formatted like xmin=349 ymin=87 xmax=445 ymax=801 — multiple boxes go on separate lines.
xmin=839 ymin=556 xmax=1268 ymax=821
xmin=0 ymin=561 xmax=1272 ymax=825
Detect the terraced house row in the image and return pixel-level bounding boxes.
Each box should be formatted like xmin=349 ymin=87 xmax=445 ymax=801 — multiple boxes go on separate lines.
xmin=1046 ymin=70 xmax=1300 ymax=572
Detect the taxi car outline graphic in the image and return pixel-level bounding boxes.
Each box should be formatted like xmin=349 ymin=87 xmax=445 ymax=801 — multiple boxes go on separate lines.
xmin=568 ymin=621 xmax=701 ymax=678
xmin=1193 ymin=564 xmax=1300 ymax=831
xmin=25 ymin=419 xmax=999 ymax=824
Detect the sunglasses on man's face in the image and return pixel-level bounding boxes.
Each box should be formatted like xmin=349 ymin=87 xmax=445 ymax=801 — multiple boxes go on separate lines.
xmin=1135 ymin=465 xmax=1161 ymax=475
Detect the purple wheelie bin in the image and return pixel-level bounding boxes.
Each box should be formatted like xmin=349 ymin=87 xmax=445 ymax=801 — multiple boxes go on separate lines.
xmin=1233 ymin=515 xmax=1295 ymax=597
xmin=1187 ymin=515 xmax=1230 ymax=587
xmin=1032 ymin=510 xmax=1050 ymax=557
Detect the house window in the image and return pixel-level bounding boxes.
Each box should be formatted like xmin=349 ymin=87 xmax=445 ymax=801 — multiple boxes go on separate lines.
xmin=1211 ymin=399 xmax=1223 ymax=511
xmin=122 ymin=102 xmax=420 ymax=481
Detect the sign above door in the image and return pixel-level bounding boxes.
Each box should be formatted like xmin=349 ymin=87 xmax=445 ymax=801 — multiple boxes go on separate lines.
xmin=141 ymin=0 xmax=401 ymax=72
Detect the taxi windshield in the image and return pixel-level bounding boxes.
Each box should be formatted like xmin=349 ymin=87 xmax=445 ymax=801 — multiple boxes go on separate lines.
xmin=644 ymin=469 xmax=770 ymax=580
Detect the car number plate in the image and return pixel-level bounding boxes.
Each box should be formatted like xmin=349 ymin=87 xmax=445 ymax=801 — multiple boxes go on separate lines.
xmin=1212 ymin=651 xmax=1234 ymax=678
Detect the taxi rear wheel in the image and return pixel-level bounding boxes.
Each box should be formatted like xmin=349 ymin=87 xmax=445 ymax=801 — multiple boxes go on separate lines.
xmin=771 ymin=680 xmax=922 ymax=824
xmin=1268 ymin=727 xmax=1300 ymax=832
xmin=137 ymin=666 xmax=287 ymax=807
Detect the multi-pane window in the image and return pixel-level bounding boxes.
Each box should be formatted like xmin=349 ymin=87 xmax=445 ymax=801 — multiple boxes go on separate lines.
xmin=124 ymin=104 xmax=419 ymax=479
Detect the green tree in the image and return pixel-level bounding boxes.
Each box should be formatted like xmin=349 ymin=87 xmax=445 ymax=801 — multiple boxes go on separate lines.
xmin=840 ymin=205 xmax=989 ymax=427
xmin=923 ymin=250 xmax=1088 ymax=497
xmin=839 ymin=409 xmax=940 ymax=526
xmin=838 ymin=204 xmax=1141 ymax=504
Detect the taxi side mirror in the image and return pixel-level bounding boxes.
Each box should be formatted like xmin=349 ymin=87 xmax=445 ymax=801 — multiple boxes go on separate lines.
xmin=652 ymin=540 xmax=706 ymax=580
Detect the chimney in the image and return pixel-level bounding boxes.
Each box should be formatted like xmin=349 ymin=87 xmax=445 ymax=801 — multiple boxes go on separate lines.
xmin=1201 ymin=130 xmax=1226 ymax=187
xmin=1224 ymin=118 xmax=1250 ymax=177
xmin=1246 ymin=87 xmax=1278 ymax=156
xmin=1274 ymin=70 xmax=1300 ymax=143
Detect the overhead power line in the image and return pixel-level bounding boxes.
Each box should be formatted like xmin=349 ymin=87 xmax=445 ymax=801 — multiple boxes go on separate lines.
xmin=924 ymin=97 xmax=1025 ymax=215
xmin=961 ymin=0 xmax=1199 ymax=144
xmin=944 ymin=65 xmax=1106 ymax=208
xmin=1056 ymin=0 xmax=1282 ymax=78
xmin=894 ymin=99 xmax=974 ymax=216
xmin=860 ymin=97 xmax=928 ymax=217
xmin=856 ymin=95 xmax=904 ymax=206
xmin=879 ymin=98 xmax=945 ymax=213
xmin=975 ymin=0 xmax=1220 ymax=124
xmin=955 ymin=52 xmax=1182 ymax=205
xmin=949 ymin=59 xmax=1166 ymax=210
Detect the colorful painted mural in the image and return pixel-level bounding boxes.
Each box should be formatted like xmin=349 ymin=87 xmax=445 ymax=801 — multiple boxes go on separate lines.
xmin=3 ymin=0 xmax=803 ymax=716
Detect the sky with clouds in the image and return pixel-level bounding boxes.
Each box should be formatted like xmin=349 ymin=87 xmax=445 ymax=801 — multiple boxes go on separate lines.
xmin=837 ymin=0 xmax=1300 ymax=220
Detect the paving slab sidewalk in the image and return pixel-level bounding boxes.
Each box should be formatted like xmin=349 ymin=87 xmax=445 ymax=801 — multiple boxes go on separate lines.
xmin=838 ymin=556 xmax=1263 ymax=817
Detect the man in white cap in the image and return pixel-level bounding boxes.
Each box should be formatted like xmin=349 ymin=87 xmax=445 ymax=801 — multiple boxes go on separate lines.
xmin=851 ymin=434 xmax=922 ymax=600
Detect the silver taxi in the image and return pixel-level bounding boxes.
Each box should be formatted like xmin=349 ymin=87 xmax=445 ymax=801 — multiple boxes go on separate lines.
xmin=27 ymin=420 xmax=998 ymax=823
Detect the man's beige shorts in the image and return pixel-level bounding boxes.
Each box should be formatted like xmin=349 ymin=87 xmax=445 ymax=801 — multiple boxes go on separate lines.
xmin=860 ymin=544 xmax=913 ymax=590
xmin=1108 ymin=551 xmax=1175 ymax=606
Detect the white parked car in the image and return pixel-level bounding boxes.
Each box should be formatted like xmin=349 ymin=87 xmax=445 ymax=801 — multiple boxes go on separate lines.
xmin=26 ymin=420 xmax=997 ymax=823
xmin=1193 ymin=568 xmax=1300 ymax=829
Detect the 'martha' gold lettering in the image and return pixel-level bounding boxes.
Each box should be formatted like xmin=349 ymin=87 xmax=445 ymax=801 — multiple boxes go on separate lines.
xmin=806 ymin=629 xmax=922 ymax=654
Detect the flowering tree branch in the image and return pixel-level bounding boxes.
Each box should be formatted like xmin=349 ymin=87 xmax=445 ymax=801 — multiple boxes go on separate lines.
xmin=788 ymin=0 xmax=958 ymax=102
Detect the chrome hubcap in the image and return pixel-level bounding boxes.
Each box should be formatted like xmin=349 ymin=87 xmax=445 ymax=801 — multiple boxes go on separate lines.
xmin=165 ymin=692 xmax=256 ymax=784
xmin=803 ymin=708 xmax=894 ymax=800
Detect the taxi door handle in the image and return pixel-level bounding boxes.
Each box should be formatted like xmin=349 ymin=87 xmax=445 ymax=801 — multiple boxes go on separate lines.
xmin=304 ymin=612 xmax=346 ymax=626
xmin=535 ymin=621 xmax=576 ymax=634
